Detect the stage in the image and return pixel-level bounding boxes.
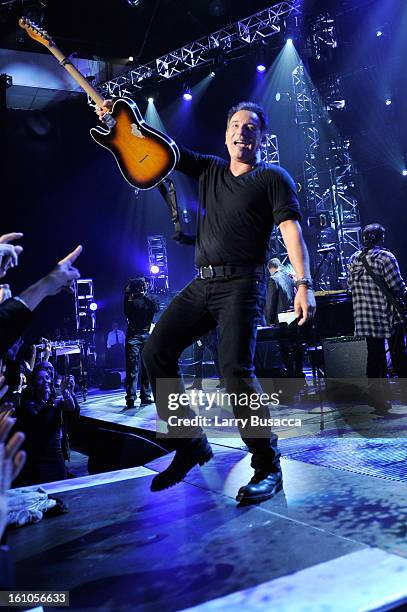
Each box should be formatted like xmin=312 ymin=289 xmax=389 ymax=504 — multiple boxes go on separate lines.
xmin=7 ymin=384 xmax=407 ymax=611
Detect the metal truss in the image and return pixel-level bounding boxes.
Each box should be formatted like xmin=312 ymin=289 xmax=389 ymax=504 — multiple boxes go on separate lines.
xmin=308 ymin=12 xmax=338 ymax=60
xmin=92 ymin=1 xmax=300 ymax=99
xmin=147 ymin=235 xmax=169 ymax=293
xmin=260 ymin=133 xmax=280 ymax=166
xmin=292 ymin=57 xmax=361 ymax=289
xmin=260 ymin=133 xmax=286 ymax=262
xmin=74 ymin=279 xmax=96 ymax=333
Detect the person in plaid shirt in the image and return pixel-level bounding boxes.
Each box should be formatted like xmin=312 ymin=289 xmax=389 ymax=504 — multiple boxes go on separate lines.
xmin=347 ymin=224 xmax=407 ymax=388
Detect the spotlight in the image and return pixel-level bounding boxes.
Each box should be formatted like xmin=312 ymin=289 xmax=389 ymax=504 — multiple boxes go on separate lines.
xmin=286 ymin=38 xmax=293 ymax=44
xmin=402 ymin=169 xmax=407 ymax=176
xmin=275 ymin=92 xmax=291 ymax=103
xmin=147 ymin=96 xmax=154 ymax=103
xmin=210 ymin=71 xmax=216 ymax=77
xmin=256 ymin=63 xmax=266 ymax=73
xmin=385 ymin=98 xmax=392 ymax=106
xmin=376 ymin=30 xmax=383 ymax=37
xmin=128 ymin=55 xmax=134 ymax=62
xmin=150 ymin=264 xmax=160 ymax=274
xmin=182 ymin=85 xmax=192 ymax=101
xmin=89 ymin=302 xmax=98 ymax=311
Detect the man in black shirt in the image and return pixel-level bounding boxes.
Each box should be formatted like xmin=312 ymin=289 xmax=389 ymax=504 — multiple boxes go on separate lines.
xmin=124 ymin=276 xmax=159 ymax=409
xmin=265 ymin=258 xmax=295 ymax=325
xmin=99 ymin=100 xmax=315 ymax=503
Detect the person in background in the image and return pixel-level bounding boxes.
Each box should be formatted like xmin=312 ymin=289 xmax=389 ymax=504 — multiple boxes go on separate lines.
xmin=106 ymin=321 xmax=126 ymax=369
xmin=124 ymin=276 xmax=159 ymax=409
xmin=107 ymin=321 xmax=125 ymax=350
xmin=348 ymin=223 xmax=407 ymax=410
xmin=265 ymin=258 xmax=305 ymax=379
xmin=14 ymin=368 xmax=77 ymax=486
xmin=264 ymin=258 xmax=295 ymax=325
xmin=189 ymin=329 xmax=223 ymax=390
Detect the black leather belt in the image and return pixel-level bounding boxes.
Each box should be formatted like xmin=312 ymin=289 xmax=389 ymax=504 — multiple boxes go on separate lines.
xmin=197 ymin=264 xmax=265 ymax=279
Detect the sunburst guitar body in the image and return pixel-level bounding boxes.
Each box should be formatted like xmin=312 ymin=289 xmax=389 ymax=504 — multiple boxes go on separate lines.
xmin=19 ymin=17 xmax=179 ymax=190
xmin=90 ymin=98 xmax=179 ymax=190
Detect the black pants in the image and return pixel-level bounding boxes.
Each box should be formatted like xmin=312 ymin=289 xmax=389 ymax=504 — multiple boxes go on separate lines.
xmin=125 ymin=332 xmax=151 ymax=403
xmin=366 ymin=325 xmax=407 ymax=378
xmin=143 ymin=274 xmax=280 ymax=457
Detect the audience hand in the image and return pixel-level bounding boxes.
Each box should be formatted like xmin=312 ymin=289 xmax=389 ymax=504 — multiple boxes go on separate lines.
xmin=0 ymin=403 xmax=14 ymax=424
xmin=0 ymin=420 xmax=26 ymax=538
xmin=44 ymin=245 xmax=83 ymax=295
xmin=18 ymin=245 xmax=83 ymax=311
xmin=0 ymin=233 xmax=23 ymax=279
xmin=0 ymin=284 xmax=12 ymax=303
xmin=0 ymin=374 xmax=8 ymax=403
xmin=0 ymin=415 xmax=26 ymax=483
xmin=61 ymin=375 xmax=75 ymax=394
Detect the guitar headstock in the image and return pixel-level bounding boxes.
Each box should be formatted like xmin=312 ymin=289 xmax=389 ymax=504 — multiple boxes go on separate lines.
xmin=19 ymin=16 xmax=53 ymax=47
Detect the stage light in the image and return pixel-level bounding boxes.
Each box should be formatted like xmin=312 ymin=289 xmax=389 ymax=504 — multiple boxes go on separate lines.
xmin=210 ymin=71 xmax=216 ymax=77
xmin=275 ymin=92 xmax=291 ymax=103
xmin=256 ymin=63 xmax=266 ymax=73
xmin=183 ymin=86 xmax=192 ymax=101
xmin=385 ymin=98 xmax=392 ymax=106
xmin=128 ymin=55 xmax=134 ymax=62
xmin=286 ymin=38 xmax=293 ymax=44
xmin=376 ymin=30 xmax=383 ymax=37
xmin=147 ymin=96 xmax=154 ymax=103
xmin=89 ymin=302 xmax=98 ymax=311
xmin=402 ymin=169 xmax=407 ymax=176
xmin=150 ymin=264 xmax=160 ymax=274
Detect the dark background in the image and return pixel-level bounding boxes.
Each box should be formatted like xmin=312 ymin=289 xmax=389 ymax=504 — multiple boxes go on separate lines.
xmin=1 ymin=0 xmax=406 ymax=339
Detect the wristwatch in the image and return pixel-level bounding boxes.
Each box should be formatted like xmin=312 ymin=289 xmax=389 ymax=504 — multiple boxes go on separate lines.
xmin=295 ymin=277 xmax=313 ymax=290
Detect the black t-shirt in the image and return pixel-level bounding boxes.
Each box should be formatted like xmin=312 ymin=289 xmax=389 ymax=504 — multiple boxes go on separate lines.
xmin=124 ymin=295 xmax=159 ymax=334
xmin=176 ymin=147 xmax=301 ymax=267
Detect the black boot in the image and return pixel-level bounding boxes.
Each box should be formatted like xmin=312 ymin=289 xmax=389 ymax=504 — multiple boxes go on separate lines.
xmin=236 ymin=450 xmax=283 ymax=504
xmin=150 ymin=435 xmax=213 ymax=492
xmin=140 ymin=394 xmax=154 ymax=405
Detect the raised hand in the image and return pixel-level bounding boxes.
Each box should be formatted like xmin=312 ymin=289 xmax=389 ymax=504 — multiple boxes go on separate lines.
xmin=44 ymin=245 xmax=83 ymax=295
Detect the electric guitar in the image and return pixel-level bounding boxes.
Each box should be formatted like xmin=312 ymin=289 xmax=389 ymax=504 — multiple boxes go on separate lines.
xmin=19 ymin=17 xmax=179 ymax=190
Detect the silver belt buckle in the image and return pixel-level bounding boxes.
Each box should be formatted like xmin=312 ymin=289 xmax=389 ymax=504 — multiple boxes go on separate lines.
xmin=199 ymin=265 xmax=214 ymax=279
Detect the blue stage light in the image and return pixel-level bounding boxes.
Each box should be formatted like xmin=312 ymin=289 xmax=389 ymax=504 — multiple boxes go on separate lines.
xmin=287 ymin=38 xmax=293 ymax=44
xmin=89 ymin=302 xmax=98 ymax=311
xmin=402 ymin=169 xmax=407 ymax=176
xmin=376 ymin=30 xmax=382 ymax=37
xmin=150 ymin=265 xmax=160 ymax=274
xmin=183 ymin=87 xmax=192 ymax=101
xmin=385 ymin=98 xmax=392 ymax=106
xmin=256 ymin=63 xmax=266 ymax=73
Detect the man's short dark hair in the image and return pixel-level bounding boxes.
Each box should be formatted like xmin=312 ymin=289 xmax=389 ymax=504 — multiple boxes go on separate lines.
xmin=227 ymin=101 xmax=268 ymax=134
xmin=362 ymin=224 xmax=385 ymax=250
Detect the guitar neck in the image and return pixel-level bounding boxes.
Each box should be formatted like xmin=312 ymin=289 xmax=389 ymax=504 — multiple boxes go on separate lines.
xmin=48 ymin=42 xmax=105 ymax=108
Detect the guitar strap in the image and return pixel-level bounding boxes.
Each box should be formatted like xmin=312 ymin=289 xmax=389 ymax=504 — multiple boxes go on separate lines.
xmin=360 ymin=253 xmax=407 ymax=329
xmin=157 ymin=179 xmax=181 ymax=233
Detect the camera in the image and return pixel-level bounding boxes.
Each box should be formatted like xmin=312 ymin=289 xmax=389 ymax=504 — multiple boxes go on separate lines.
xmin=125 ymin=276 xmax=149 ymax=299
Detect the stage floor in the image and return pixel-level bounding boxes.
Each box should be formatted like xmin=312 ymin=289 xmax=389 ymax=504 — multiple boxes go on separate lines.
xmin=7 ymin=383 xmax=407 ymax=611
